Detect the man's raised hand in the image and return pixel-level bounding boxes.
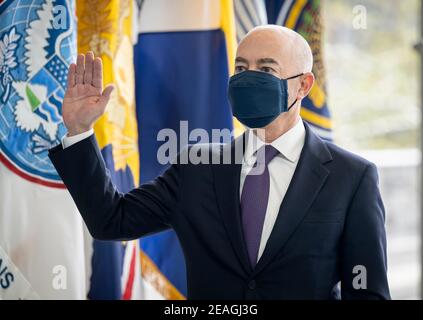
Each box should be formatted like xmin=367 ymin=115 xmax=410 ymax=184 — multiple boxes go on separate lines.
xmin=62 ymin=52 xmax=114 ymax=136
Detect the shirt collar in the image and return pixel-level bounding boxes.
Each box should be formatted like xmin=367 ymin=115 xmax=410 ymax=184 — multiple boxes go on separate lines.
xmin=244 ymin=119 xmax=306 ymax=163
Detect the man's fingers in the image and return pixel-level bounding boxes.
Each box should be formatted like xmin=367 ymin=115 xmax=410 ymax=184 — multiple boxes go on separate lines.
xmin=84 ymin=52 xmax=94 ymax=85
xmin=92 ymin=57 xmax=103 ymax=89
xmin=76 ymin=54 xmax=85 ymax=84
xmin=101 ymin=84 xmax=114 ymax=100
xmin=67 ymin=63 xmax=76 ymax=88
xmin=98 ymin=84 xmax=114 ymax=110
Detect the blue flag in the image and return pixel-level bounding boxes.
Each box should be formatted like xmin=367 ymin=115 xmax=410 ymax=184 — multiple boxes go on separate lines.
xmin=265 ymin=0 xmax=332 ymax=140
xmin=133 ymin=0 xmax=236 ymax=299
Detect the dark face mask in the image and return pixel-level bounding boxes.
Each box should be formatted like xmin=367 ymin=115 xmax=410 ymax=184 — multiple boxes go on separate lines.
xmin=228 ymin=70 xmax=303 ymax=128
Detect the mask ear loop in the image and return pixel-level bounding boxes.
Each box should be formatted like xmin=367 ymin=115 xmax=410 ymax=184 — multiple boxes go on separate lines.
xmin=285 ymin=73 xmax=304 ymax=80
xmin=285 ymin=73 xmax=304 ymax=110
xmin=287 ymin=98 xmax=298 ymax=111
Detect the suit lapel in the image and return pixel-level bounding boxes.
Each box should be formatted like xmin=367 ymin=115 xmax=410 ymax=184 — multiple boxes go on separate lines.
xmin=211 ymin=135 xmax=252 ymax=275
xmin=253 ymin=122 xmax=333 ymax=276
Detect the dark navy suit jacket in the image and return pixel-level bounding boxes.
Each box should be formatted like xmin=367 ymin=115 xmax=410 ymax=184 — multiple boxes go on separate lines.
xmin=49 ymin=122 xmax=390 ymax=300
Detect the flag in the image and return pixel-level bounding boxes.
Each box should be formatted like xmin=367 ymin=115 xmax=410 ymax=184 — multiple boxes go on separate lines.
xmin=76 ymin=0 xmax=142 ymax=299
xmin=234 ymin=0 xmax=268 ymax=42
xmin=265 ymin=0 xmax=332 ymax=140
xmin=133 ymin=0 xmax=237 ymax=299
xmin=0 ymin=0 xmax=87 ymax=299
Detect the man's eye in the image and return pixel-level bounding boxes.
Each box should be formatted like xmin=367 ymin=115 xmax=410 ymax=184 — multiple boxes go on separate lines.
xmin=260 ymin=67 xmax=274 ymax=73
xmin=235 ymin=66 xmax=246 ymax=73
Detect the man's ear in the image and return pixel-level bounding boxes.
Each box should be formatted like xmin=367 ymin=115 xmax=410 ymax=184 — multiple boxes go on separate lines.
xmin=298 ymin=72 xmax=315 ymax=98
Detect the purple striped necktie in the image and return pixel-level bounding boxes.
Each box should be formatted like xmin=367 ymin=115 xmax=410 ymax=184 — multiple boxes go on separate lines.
xmin=241 ymin=144 xmax=280 ymax=267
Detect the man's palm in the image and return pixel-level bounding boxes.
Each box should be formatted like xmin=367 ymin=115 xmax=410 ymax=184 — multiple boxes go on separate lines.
xmin=62 ymin=52 xmax=114 ymax=136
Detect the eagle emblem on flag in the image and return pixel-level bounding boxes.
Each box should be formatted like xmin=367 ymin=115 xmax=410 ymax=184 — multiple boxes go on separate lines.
xmin=0 ymin=0 xmax=76 ymax=188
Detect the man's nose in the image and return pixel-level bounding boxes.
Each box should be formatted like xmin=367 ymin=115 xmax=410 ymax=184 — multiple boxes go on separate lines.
xmin=247 ymin=65 xmax=260 ymax=72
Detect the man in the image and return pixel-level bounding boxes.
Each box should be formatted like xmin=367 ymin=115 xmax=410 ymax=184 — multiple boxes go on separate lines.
xmin=49 ymin=25 xmax=390 ymax=299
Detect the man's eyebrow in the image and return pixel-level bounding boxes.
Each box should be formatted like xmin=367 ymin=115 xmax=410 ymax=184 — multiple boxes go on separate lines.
xmin=256 ymin=58 xmax=279 ymax=65
xmin=235 ymin=57 xmax=249 ymax=64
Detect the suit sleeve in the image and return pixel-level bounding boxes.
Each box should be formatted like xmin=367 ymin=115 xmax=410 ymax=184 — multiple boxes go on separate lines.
xmin=340 ymin=163 xmax=391 ymax=300
xmin=48 ymin=134 xmax=181 ymax=241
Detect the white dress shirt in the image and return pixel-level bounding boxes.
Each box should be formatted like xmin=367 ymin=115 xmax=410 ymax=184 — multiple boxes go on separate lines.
xmin=62 ymin=128 xmax=94 ymax=148
xmin=240 ymin=119 xmax=306 ymax=262
xmin=62 ymin=120 xmax=306 ymax=263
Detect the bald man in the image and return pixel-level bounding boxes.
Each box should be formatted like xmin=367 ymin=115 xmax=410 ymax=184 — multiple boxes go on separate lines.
xmin=49 ymin=25 xmax=390 ymax=300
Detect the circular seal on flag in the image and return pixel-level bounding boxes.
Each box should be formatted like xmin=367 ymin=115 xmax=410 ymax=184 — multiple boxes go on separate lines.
xmin=0 ymin=0 xmax=76 ymax=188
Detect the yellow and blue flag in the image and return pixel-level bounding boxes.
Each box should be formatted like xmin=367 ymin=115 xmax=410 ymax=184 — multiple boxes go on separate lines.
xmin=77 ymin=0 xmax=142 ymax=299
